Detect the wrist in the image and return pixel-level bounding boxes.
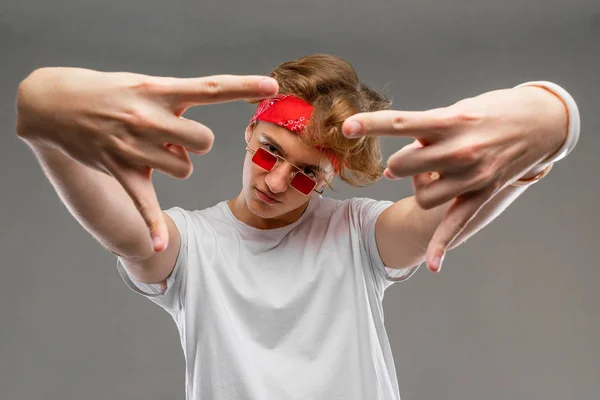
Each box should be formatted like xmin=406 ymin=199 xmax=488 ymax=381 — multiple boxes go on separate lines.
xmin=510 ymin=81 xmax=580 ymax=186
xmin=514 ymin=81 xmax=580 ymax=164
xmin=516 ymin=86 xmax=569 ymax=162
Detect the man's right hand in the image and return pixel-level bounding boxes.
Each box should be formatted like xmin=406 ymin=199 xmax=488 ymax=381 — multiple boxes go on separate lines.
xmin=16 ymin=67 xmax=279 ymax=252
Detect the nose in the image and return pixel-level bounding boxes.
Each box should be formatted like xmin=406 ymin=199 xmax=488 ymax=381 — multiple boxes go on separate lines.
xmin=265 ymin=161 xmax=295 ymax=194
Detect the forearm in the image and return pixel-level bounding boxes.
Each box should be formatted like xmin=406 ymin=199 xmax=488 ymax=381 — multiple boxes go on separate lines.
xmin=23 ymin=142 xmax=155 ymax=259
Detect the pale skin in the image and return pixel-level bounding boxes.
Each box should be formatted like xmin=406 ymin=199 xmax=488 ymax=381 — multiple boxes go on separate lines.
xmin=16 ymin=67 xmax=568 ymax=289
xmin=346 ymin=85 xmax=568 ymax=272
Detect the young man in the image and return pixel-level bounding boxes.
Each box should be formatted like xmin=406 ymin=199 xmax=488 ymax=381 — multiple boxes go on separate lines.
xmin=16 ymin=55 xmax=579 ymax=399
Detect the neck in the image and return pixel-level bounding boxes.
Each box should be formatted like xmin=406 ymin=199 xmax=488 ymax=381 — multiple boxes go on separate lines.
xmin=228 ymin=190 xmax=310 ymax=230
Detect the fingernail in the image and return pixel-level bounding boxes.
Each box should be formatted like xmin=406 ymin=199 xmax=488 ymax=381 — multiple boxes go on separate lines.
xmin=344 ymin=120 xmax=362 ymax=137
xmin=152 ymin=235 xmax=163 ymax=251
xmin=383 ymin=168 xmax=400 ymax=180
xmin=432 ymin=257 xmax=441 ymax=272
xmin=432 ymin=253 xmax=445 ymax=273
xmin=259 ymin=78 xmax=278 ymax=94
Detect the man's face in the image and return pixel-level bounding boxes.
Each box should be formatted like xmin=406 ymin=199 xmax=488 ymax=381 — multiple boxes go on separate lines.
xmin=242 ymin=121 xmax=334 ymax=220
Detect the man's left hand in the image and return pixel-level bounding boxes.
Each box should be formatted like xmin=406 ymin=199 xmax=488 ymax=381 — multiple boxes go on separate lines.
xmin=342 ymin=86 xmax=567 ymax=271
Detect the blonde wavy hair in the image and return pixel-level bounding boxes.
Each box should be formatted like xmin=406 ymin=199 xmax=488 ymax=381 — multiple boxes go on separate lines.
xmin=249 ymin=54 xmax=391 ymax=187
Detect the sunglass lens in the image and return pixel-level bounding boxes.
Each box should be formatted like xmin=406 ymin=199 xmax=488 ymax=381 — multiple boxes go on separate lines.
xmin=252 ymin=148 xmax=277 ymax=171
xmin=291 ymin=173 xmax=316 ymax=195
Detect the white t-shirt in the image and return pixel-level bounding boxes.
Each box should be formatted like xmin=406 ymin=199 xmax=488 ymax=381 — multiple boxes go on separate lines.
xmin=117 ymin=196 xmax=420 ymax=400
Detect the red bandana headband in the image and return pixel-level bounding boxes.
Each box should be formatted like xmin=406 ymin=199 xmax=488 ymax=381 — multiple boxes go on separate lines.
xmin=250 ymin=95 xmax=340 ymax=172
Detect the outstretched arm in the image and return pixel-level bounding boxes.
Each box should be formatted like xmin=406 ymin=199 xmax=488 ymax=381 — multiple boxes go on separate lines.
xmin=16 ymin=67 xmax=278 ymax=285
xmin=344 ymin=82 xmax=578 ymax=273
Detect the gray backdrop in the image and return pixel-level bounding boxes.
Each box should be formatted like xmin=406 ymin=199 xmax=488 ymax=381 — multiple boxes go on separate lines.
xmin=1 ymin=1 xmax=599 ymax=399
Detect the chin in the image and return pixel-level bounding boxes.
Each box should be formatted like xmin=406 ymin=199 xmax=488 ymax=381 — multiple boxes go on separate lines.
xmin=245 ymin=188 xmax=285 ymax=219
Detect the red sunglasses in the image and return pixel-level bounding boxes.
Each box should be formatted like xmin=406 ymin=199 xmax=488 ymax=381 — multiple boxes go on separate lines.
xmin=246 ymin=146 xmax=325 ymax=195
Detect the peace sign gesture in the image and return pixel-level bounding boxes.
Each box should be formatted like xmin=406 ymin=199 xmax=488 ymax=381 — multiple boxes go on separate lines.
xmin=17 ymin=68 xmax=279 ymax=252
xmin=343 ymin=86 xmax=568 ymax=271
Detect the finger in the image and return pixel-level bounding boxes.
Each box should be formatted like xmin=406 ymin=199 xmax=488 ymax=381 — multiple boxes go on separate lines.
xmin=385 ymin=141 xmax=454 ymax=179
xmin=106 ymin=160 xmax=168 ymax=253
xmin=132 ymin=109 xmax=216 ymax=155
xmin=162 ymin=115 xmax=216 ymax=154
xmin=382 ymin=140 xmax=422 ymax=179
xmin=425 ymin=190 xmax=490 ymax=273
xmin=412 ymin=172 xmax=474 ymax=210
xmin=118 ymin=140 xmax=194 ymax=179
xmin=342 ymin=108 xmax=459 ymax=139
xmin=156 ymin=74 xmax=279 ymax=111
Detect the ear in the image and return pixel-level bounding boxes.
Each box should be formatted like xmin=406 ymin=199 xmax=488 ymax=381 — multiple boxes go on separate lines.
xmin=245 ymin=122 xmax=257 ymax=144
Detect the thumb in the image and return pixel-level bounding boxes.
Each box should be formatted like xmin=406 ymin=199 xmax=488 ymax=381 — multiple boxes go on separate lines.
xmin=108 ymin=162 xmax=169 ymax=252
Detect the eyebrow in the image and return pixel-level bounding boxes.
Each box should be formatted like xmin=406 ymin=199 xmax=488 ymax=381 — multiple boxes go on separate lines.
xmin=260 ymin=133 xmax=326 ymax=173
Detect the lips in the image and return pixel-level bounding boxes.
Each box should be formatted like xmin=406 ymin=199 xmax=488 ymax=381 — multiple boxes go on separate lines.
xmin=256 ymin=188 xmax=281 ymax=204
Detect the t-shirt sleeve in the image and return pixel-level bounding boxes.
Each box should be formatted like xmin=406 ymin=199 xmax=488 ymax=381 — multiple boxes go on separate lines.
xmin=116 ymin=207 xmax=189 ymax=313
xmin=351 ymin=197 xmax=421 ymax=290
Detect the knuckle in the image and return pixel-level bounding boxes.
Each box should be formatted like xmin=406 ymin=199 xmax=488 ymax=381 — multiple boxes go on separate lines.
xmin=126 ymin=75 xmax=150 ymax=91
xmin=391 ymin=116 xmax=405 ymax=131
xmin=433 ymin=111 xmax=469 ymax=130
xmin=453 ymin=111 xmax=480 ymax=124
xmin=132 ymin=76 xmax=157 ymax=92
xmin=146 ymin=218 xmax=162 ymax=234
xmin=440 ymin=109 xmax=482 ymax=127
xmin=131 ymin=195 xmax=151 ymax=216
xmin=124 ymin=107 xmax=156 ymax=131
xmin=130 ymin=76 xmax=172 ymax=97
xmin=477 ymin=166 xmax=496 ymax=185
xmin=450 ymin=143 xmax=481 ymax=166
xmin=202 ymin=78 xmax=223 ymax=97
xmin=436 ymin=235 xmax=452 ymax=248
xmin=471 ymin=161 xmax=500 ymax=191
xmin=450 ymin=214 xmax=469 ymax=232
xmin=132 ymin=200 xmax=160 ymax=232
xmin=109 ymin=134 xmax=135 ymax=155
xmin=463 ymin=111 xmax=485 ymax=123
